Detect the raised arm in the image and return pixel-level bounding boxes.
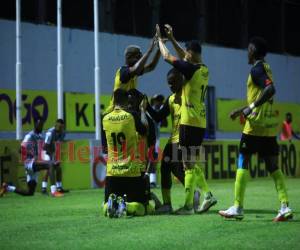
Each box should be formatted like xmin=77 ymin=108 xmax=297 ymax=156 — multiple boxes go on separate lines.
xmin=143 ymin=48 xmax=161 ymax=74
xmin=156 ymin=24 xmax=177 ymax=64
xmin=128 ymin=38 xmax=156 ymax=76
xmin=164 ymin=24 xmax=187 ymax=59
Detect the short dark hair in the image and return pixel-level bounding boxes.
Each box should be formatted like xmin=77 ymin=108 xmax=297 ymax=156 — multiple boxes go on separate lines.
xmin=286 ymin=112 xmax=292 ymax=117
xmin=167 ymin=68 xmax=182 ymax=77
xmin=128 ymin=88 xmax=145 ymax=105
xmin=113 ymin=88 xmax=128 ymax=106
xmin=249 ymin=37 xmax=268 ymax=58
xmin=56 ymin=119 xmax=64 ymax=124
xmin=34 ymin=117 xmax=43 ymax=128
xmin=185 ymin=40 xmax=202 ymax=54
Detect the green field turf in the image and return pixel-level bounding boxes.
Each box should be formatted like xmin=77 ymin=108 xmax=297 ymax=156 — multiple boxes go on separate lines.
xmin=1 ymin=178 xmax=299 ymax=250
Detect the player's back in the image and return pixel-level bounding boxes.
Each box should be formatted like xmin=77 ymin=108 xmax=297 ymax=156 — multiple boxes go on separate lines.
xmin=103 ymin=108 xmax=141 ymax=177
xmin=181 ymin=64 xmax=209 ymax=128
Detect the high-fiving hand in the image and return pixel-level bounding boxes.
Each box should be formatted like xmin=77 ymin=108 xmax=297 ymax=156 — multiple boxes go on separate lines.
xmin=164 ymin=24 xmax=174 ymax=39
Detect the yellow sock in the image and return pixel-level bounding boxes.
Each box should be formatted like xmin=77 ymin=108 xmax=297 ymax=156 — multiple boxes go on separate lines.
xmin=195 ymin=164 xmax=210 ymax=194
xmin=103 ymin=203 xmax=108 ymax=216
xmin=126 ymin=202 xmax=145 ymax=216
xmin=234 ymin=169 xmax=249 ymax=208
xmin=162 ymin=189 xmax=171 ymax=205
xmin=146 ymin=202 xmax=155 ymax=215
xmin=271 ymin=169 xmax=289 ymax=204
xmin=184 ymin=168 xmax=196 ymax=208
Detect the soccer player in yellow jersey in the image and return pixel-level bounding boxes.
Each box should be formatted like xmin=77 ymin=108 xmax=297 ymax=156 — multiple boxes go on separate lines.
xmin=147 ymin=68 xmax=217 ymax=214
xmin=219 ymin=37 xmax=293 ymax=222
xmin=106 ymin=37 xmax=161 ymax=113
xmin=102 ymin=89 xmax=154 ymax=218
xmin=156 ymin=25 xmax=216 ymax=214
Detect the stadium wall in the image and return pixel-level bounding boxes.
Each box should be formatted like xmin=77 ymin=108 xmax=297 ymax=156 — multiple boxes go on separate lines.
xmin=1 ymin=139 xmax=299 ymax=190
xmin=1 ymin=19 xmax=300 ymax=140
xmin=1 ymin=19 xmax=300 ymax=102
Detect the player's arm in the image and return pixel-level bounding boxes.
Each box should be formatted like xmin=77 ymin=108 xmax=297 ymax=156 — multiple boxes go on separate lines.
xmin=156 ymin=25 xmax=177 ymax=64
xmin=43 ymin=131 xmax=52 ymax=155
xmin=131 ymin=111 xmax=147 ymax=136
xmin=21 ymin=134 xmax=34 ymax=158
xmin=242 ymin=64 xmax=276 ymax=117
xmin=101 ymin=114 xmax=108 ymax=154
xmin=146 ymin=97 xmax=171 ymax=122
xmin=143 ymin=48 xmax=161 ymax=73
xmin=128 ymin=38 xmax=156 ymax=76
xmin=164 ymin=24 xmax=187 ymax=59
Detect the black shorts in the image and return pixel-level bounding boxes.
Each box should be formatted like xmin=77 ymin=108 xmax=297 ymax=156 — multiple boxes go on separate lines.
xmin=179 ymin=125 xmax=205 ymax=147
xmin=104 ymin=176 xmax=149 ymax=204
xmin=239 ymin=133 xmax=279 ymax=157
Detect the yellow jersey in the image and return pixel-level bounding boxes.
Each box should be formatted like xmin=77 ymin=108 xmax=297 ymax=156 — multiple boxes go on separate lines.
xmin=102 ymin=108 xmax=142 ymax=177
xmin=243 ymin=61 xmax=279 ymax=136
xmin=181 ymin=64 xmax=208 ymax=128
xmin=106 ymin=67 xmax=138 ymax=113
xmin=168 ymin=93 xmax=181 ymax=144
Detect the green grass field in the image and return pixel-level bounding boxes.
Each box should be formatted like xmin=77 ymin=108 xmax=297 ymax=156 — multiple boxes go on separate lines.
xmin=1 ymin=178 xmax=299 ymax=250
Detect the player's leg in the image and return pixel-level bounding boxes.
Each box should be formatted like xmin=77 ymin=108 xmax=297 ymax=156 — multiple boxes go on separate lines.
xmin=262 ymin=137 xmax=292 ymax=221
xmin=160 ymin=143 xmax=173 ymax=207
xmin=103 ymin=176 xmax=148 ymax=217
xmin=194 ymin=162 xmax=217 ymax=213
xmin=54 ymin=162 xmax=69 ymax=193
xmin=41 ymin=170 xmax=49 ymax=195
xmin=14 ymin=180 xmax=37 ymax=196
xmin=219 ymin=134 xmax=255 ymax=219
xmin=1 ymin=180 xmax=37 ymax=197
xmin=175 ymin=126 xmax=205 ymax=215
xmin=34 ymin=161 xmax=63 ymax=197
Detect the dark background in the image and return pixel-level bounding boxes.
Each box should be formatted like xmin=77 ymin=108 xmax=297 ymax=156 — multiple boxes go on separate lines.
xmin=1 ymin=0 xmax=300 ymax=55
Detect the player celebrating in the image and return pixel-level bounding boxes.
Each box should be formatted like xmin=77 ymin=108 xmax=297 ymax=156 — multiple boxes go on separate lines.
xmin=41 ymin=119 xmax=69 ymax=194
xmin=147 ymin=68 xmax=216 ymax=214
xmin=102 ymin=89 xmax=155 ymax=218
xmin=219 ymin=37 xmax=293 ymax=221
xmin=106 ymin=37 xmax=160 ymax=113
xmin=0 ymin=119 xmax=63 ymax=197
xmin=156 ymin=24 xmax=216 ymax=214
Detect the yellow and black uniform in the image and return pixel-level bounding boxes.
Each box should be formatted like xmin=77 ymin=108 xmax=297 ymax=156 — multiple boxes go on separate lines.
xmin=102 ymin=107 xmax=148 ymax=203
xmin=147 ymin=93 xmax=185 ymax=190
xmin=106 ymin=66 xmax=140 ymax=113
xmin=240 ymin=61 xmax=279 ymax=157
xmin=172 ymin=60 xmax=208 ymax=147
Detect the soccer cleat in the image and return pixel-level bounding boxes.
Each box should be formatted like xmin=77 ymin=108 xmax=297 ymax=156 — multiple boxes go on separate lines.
xmin=57 ymin=187 xmax=70 ymax=193
xmin=193 ymin=190 xmax=201 ymax=212
xmin=219 ymin=206 xmax=244 ymax=220
xmin=51 ymin=191 xmax=64 ymax=198
xmin=116 ymin=196 xmax=127 ymax=218
xmin=155 ymin=204 xmax=173 ymax=214
xmin=150 ymin=182 xmax=157 ymax=189
xmin=0 ymin=182 xmax=8 ymax=197
xmin=107 ymin=194 xmax=118 ymax=218
xmin=273 ymin=206 xmax=293 ymax=222
xmin=150 ymin=192 xmax=162 ymax=209
xmin=196 ymin=192 xmax=217 ymax=214
xmin=41 ymin=188 xmax=48 ymax=195
xmin=174 ymin=206 xmax=194 ymax=215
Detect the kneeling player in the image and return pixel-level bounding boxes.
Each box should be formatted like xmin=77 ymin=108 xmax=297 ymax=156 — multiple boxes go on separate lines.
xmin=0 ymin=119 xmax=63 ymax=198
xmin=102 ymin=89 xmax=155 ymax=218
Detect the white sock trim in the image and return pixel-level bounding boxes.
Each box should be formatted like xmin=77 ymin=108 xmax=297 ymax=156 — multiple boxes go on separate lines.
xmin=42 ymin=181 xmax=48 ymax=189
xmin=50 ymin=185 xmax=57 ymax=194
